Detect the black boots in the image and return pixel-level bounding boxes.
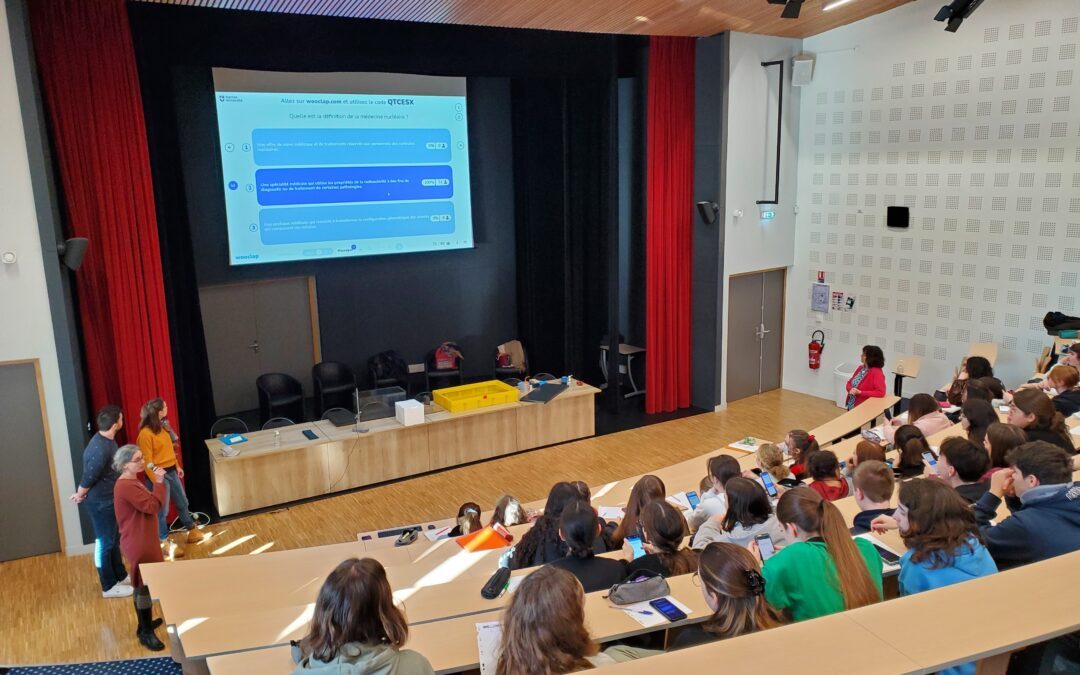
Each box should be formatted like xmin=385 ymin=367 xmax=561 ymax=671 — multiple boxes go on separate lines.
xmin=133 ymin=586 xmax=165 ymax=651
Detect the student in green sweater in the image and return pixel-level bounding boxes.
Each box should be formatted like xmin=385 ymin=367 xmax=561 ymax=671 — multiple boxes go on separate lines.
xmin=755 ymin=487 xmax=883 ymax=621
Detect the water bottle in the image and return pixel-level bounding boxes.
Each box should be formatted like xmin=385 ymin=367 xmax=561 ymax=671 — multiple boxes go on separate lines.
xmin=273 ymin=429 xmax=281 ymax=446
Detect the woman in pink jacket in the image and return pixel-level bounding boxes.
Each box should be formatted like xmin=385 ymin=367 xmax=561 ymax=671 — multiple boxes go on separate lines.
xmin=845 ymin=345 xmax=887 ymax=410
xmin=883 ymin=393 xmax=952 ymax=443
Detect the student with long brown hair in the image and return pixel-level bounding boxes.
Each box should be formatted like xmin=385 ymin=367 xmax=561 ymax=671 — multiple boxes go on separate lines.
xmin=760 ymin=487 xmax=883 ymax=621
xmin=756 ymin=443 xmax=802 ymax=488
xmin=785 ymin=429 xmax=820 ymax=479
xmin=960 ymin=398 xmax=998 ymax=448
xmin=293 ymin=557 xmax=433 ymax=673
xmin=488 ymin=495 xmax=527 ymax=528
xmin=626 ymin=499 xmax=698 ymax=578
xmin=495 ymin=566 xmax=617 ymax=673
xmin=607 ymin=475 xmax=666 ymax=549
xmin=891 ymin=424 xmax=931 ymax=479
xmin=981 ymin=423 xmax=1027 ymax=481
xmin=448 ymin=502 xmax=482 ymax=537
xmin=884 ymin=393 xmax=951 ymax=443
xmin=511 ymin=482 xmax=581 ymax=569
xmin=1008 ymin=389 xmax=1076 ymax=454
xmin=691 ymin=478 xmax=789 ymax=551
xmin=686 ymin=455 xmax=741 ymax=531
xmin=672 ymin=542 xmax=781 ymax=650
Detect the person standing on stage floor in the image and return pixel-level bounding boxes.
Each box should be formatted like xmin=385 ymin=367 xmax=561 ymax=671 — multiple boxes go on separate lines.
xmin=136 ymin=398 xmax=204 ymax=558
xmin=112 ymin=444 xmax=167 ymax=651
xmin=69 ymin=404 xmax=132 ymax=598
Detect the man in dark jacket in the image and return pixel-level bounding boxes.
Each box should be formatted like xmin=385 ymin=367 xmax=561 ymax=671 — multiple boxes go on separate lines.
xmin=973 ymin=441 xmax=1080 ymax=568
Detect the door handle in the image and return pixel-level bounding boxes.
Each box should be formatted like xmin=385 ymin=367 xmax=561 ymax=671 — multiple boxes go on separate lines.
xmin=248 ymin=340 xmax=260 ymax=354
xmin=755 ymin=324 xmax=771 ymax=340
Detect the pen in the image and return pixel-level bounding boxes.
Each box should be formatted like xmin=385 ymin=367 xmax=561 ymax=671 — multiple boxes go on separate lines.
xmin=610 ymin=607 xmax=653 ymax=616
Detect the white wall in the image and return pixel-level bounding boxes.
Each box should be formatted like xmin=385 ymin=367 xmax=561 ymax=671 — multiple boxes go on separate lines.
xmin=0 ymin=1 xmax=82 ymax=552
xmin=783 ymin=0 xmax=1080 ymax=400
xmin=720 ymin=32 xmax=802 ymax=405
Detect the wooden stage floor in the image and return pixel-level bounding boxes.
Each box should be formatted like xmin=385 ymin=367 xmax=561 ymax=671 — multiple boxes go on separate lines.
xmin=0 ymin=388 xmax=839 ymax=666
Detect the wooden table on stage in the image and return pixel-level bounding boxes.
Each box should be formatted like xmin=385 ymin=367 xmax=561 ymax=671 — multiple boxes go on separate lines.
xmin=207 ymin=382 xmax=599 ymax=516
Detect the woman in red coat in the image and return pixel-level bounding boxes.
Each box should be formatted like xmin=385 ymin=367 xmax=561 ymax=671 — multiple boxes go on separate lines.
xmin=112 ymin=444 xmax=167 ymax=651
xmin=845 ymin=345 xmax=886 ymax=410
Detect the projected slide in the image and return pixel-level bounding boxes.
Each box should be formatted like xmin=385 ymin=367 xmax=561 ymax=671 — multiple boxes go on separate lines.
xmin=213 ymin=70 xmax=473 ymax=266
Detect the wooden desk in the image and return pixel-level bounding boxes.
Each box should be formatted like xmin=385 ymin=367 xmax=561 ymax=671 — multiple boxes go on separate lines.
xmin=809 ymin=396 xmax=899 ymax=448
xmin=207 ymin=383 xmax=599 ymax=515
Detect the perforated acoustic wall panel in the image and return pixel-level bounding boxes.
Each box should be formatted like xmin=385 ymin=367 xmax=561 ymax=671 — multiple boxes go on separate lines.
xmin=783 ymin=0 xmax=1080 ymax=397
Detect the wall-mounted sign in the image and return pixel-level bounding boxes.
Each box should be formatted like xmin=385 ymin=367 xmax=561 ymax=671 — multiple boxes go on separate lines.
xmin=812 ymin=283 xmax=830 ymax=312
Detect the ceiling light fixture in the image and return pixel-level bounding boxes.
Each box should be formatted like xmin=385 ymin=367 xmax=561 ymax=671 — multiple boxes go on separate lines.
xmin=766 ymin=0 xmax=804 ymax=19
xmin=934 ymin=0 xmax=987 ymax=32
xmin=822 ymin=0 xmax=857 ymax=11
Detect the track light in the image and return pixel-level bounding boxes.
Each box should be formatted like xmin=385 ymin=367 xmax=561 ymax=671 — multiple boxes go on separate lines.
xmin=934 ymin=0 xmax=986 ymax=32
xmin=822 ymin=0 xmax=857 ymax=10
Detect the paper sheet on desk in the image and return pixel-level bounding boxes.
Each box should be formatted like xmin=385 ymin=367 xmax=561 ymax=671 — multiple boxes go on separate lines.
xmin=476 ymin=621 xmax=503 ymax=674
xmin=424 ymin=526 xmax=453 ymax=542
xmin=617 ymin=596 xmax=693 ymax=629
xmin=598 ymin=506 xmax=625 ymax=520
xmin=667 ymin=492 xmax=693 ymax=511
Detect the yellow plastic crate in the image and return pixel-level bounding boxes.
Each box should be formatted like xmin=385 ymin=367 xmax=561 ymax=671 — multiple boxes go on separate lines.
xmin=433 ymin=380 xmax=519 ymax=413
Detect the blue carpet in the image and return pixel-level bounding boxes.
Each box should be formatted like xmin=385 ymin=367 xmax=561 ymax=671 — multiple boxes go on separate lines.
xmin=3 ymin=658 xmax=181 ymax=674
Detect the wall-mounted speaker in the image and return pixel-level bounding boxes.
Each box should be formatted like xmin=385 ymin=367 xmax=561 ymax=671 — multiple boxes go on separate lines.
xmin=792 ymin=55 xmax=815 ymax=87
xmin=887 ymin=206 xmax=910 ymax=229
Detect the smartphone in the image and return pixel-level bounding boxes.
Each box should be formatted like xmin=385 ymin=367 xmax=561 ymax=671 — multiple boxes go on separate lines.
xmin=302 ymin=429 xmax=318 ymax=440
xmin=885 ymin=458 xmax=895 ymax=468
xmin=759 ymin=471 xmax=778 ymax=498
xmin=922 ymin=451 xmax=938 ymax=468
xmin=626 ymin=536 xmax=646 ymax=560
xmin=872 ymin=542 xmax=901 ymax=566
xmin=755 ymin=533 xmax=777 ymax=561
xmin=686 ymin=491 xmax=700 ymax=509
xmin=648 ymin=597 xmax=688 ymax=622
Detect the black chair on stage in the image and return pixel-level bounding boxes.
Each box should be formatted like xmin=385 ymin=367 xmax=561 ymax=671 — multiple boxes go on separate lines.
xmin=493 ymin=339 xmax=528 ymax=381
xmin=256 ymin=372 xmax=304 ymax=427
xmin=312 ymin=361 xmax=356 ymax=418
xmin=210 ymin=416 xmax=248 ymax=438
xmin=262 ymin=416 xmax=295 ymax=431
xmin=368 ymin=350 xmax=409 ymax=391
xmin=426 ymin=342 xmax=464 ymax=392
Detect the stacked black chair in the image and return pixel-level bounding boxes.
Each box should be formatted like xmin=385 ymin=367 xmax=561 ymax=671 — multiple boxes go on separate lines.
xmin=256 ymin=372 xmax=304 ymax=428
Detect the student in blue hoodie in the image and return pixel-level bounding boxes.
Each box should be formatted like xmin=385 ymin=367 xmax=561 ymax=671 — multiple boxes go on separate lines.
xmin=973 ymin=441 xmax=1080 ymax=568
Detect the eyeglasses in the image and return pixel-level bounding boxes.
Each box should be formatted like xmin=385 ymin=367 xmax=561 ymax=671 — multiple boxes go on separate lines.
xmin=691 ymin=572 xmax=701 ymax=587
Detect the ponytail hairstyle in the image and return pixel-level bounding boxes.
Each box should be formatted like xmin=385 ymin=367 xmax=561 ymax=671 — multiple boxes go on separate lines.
xmin=610 ymin=475 xmax=665 ymax=549
xmin=756 ymin=443 xmax=791 ymax=481
xmin=788 ymin=430 xmax=820 ymax=465
xmin=1011 ymin=389 xmax=1072 ymax=446
xmin=775 ymin=488 xmax=880 ymax=610
xmin=892 ymin=424 xmax=930 ymax=473
xmin=511 ymin=482 xmax=578 ymax=568
xmin=906 ymin=393 xmax=939 ymax=423
xmin=696 ymin=542 xmax=782 ymax=640
xmin=455 ymin=502 xmax=482 ymax=536
xmin=961 ymin=398 xmax=998 ymax=446
xmin=495 ymin=566 xmax=597 ymax=675
xmin=139 ymin=398 xmax=165 ymax=435
xmin=639 ymin=499 xmax=697 ymax=576
xmin=559 ymin=500 xmax=599 ymax=559
xmin=984 ymin=423 xmax=1028 ymax=470
xmin=896 ymin=479 xmax=981 ymax=569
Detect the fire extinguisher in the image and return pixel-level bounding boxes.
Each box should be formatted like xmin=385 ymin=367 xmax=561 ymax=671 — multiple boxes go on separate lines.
xmin=808 ymin=330 xmax=825 ymax=370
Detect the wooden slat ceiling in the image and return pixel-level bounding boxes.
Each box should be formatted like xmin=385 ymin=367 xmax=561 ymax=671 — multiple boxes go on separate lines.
xmin=130 ymin=0 xmax=915 ymax=38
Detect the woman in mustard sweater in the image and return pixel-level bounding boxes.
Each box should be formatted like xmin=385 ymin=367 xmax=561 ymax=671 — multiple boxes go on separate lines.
xmin=137 ymin=399 xmax=204 ymax=556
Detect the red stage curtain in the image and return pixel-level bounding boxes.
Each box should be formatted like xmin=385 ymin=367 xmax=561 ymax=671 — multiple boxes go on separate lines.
xmin=29 ymin=0 xmax=182 ymax=453
xmin=645 ymin=36 xmax=695 ymax=414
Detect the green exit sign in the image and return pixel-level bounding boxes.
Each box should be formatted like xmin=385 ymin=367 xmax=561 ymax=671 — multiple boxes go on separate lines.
xmin=760 ymin=210 xmax=776 ymax=219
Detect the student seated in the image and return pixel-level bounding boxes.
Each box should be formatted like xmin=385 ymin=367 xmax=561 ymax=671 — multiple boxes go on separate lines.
xmin=686 ymin=455 xmax=740 ymax=532
xmin=841 ymin=440 xmax=887 ymax=491
xmin=448 ymin=502 xmax=481 ymax=537
xmin=293 ymin=557 xmax=434 ymax=674
xmin=973 ymin=376 xmax=1005 ymax=401
xmin=511 ymin=482 xmax=581 ymax=569
xmin=547 ymin=500 xmax=627 ymax=593
xmin=785 ymin=429 xmax=820 ymax=479
xmin=488 ymin=495 xmax=527 ymax=528
xmin=671 ymin=542 xmax=781 ymax=650
xmin=1046 ymin=365 xmax=1080 ymax=417
xmin=1007 ymin=389 xmax=1076 ymax=454
xmin=960 ymin=398 xmax=997 ymax=448
xmin=606 ymin=475 xmax=666 ymax=550
xmin=626 ymin=499 xmax=698 ymax=578
xmin=891 ymin=425 xmax=932 ymax=480
xmin=884 ymin=393 xmax=951 ymax=443
xmin=691 ymin=477 xmax=789 ymax=551
xmin=974 ymin=441 xmax=1080 ymax=568
xmin=946 ymin=355 xmax=1000 ymax=407
xmin=756 ymin=443 xmax=803 ymax=488
xmin=851 ymin=460 xmax=896 ymax=533
xmin=981 ymin=423 xmax=1028 ymax=482
xmin=759 ymin=487 xmax=883 ymax=621
xmin=496 ymin=566 xmax=629 ymax=673
xmin=807 ymin=451 xmax=850 ymax=501
xmin=934 ymin=437 xmax=991 ymax=502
